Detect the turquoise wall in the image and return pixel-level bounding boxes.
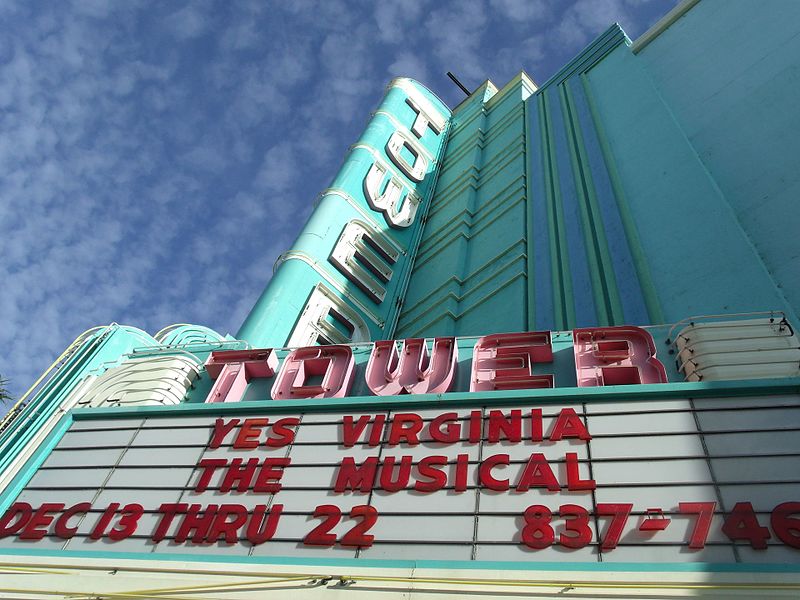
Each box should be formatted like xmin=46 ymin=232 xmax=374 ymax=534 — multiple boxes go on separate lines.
xmin=636 ymin=0 xmax=800 ymax=322
xmin=398 ymin=2 xmax=800 ymax=336
xmin=395 ymin=77 xmax=534 ymax=338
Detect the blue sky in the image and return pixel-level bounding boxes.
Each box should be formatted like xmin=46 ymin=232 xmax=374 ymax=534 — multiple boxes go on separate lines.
xmin=0 ymin=0 xmax=679 ymax=399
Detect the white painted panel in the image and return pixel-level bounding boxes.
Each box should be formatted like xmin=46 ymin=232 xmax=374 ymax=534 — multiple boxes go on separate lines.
xmin=588 ymin=411 xmax=699 ymax=435
xmin=705 ymin=430 xmax=800 ymax=455
xmin=474 ymin=543 xmax=598 ymax=562
xmin=66 ymin=535 xmax=158 ymax=553
xmin=250 ymin=540 xmax=357 ymax=558
xmin=602 ymin=545 xmax=737 ymax=563
xmin=699 ymin=395 xmax=800 ymax=409
xmin=43 ymin=448 xmax=126 ymax=468
xmin=590 ymin=434 xmax=705 ymax=459
xmin=281 ymin=465 xmax=340 ymax=488
xmin=301 ymin=411 xmax=387 ymax=424
xmin=370 ymin=489 xmax=476 ymax=512
xmin=93 ymin=488 xmax=186 ymax=508
xmin=58 ymin=428 xmax=138 ymax=448
xmin=154 ymin=540 xmax=252 ymax=556
xmin=585 ymin=400 xmax=694 ymax=414
xmin=141 ymin=416 xmax=221 ymax=428
xmin=118 ymin=446 xmax=205 ymax=467
xmin=28 ymin=467 xmax=113 ymax=489
xmin=712 ymin=456 xmax=798 ymax=482
xmin=292 ymin=422 xmax=349 ymax=445
xmin=270 ymin=512 xmax=343 ymax=540
xmin=267 ymin=490 xmax=369 ymax=513
xmin=592 ymin=459 xmax=712 ymax=485
xmin=383 ymin=441 xmax=481 ymax=461
xmin=361 ymin=543 xmax=473 ymax=560
xmin=0 ymin=535 xmax=66 ymax=551
xmin=371 ymin=515 xmax=474 ymax=542
xmin=413 ymin=408 xmax=482 ymax=419
xmin=132 ymin=426 xmax=211 ymax=447
xmin=478 ymin=489 xmax=593 ymax=513
xmin=738 ymin=546 xmax=800 ymax=563
xmin=16 ymin=489 xmax=98 ymax=506
xmin=70 ymin=418 xmax=144 ymax=430
xmin=200 ymin=445 xmax=291 ymax=462
xmin=719 ymin=483 xmax=799 ymax=511
xmin=288 ymin=442 xmax=381 ymax=465
xmin=594 ymin=484 xmax=719 ymax=508
xmin=696 ymin=408 xmax=800 ymax=431
xmin=106 ymin=466 xmax=196 ymax=488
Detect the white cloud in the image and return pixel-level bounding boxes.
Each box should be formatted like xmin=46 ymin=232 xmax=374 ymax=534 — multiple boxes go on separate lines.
xmin=489 ymin=0 xmax=548 ymax=22
xmin=556 ymin=0 xmax=632 ymax=46
xmin=163 ymin=3 xmax=210 ymax=40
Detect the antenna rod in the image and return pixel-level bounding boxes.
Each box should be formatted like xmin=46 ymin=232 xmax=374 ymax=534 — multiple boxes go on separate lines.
xmin=447 ymin=72 xmax=471 ymax=97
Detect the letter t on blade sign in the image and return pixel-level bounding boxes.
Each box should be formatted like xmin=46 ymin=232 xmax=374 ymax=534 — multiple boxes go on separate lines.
xmin=203 ymin=350 xmax=279 ymax=403
xmin=470 ymin=332 xmax=555 ymax=392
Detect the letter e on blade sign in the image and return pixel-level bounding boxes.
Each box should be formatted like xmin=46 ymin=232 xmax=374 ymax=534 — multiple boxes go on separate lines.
xmin=471 ymin=332 xmax=554 ymax=392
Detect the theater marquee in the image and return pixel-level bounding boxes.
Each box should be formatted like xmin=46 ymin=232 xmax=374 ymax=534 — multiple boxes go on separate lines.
xmin=3 ymin=390 xmax=800 ymax=564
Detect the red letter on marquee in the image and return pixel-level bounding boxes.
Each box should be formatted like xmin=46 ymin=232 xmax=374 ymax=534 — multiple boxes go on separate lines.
xmin=271 ymin=346 xmax=355 ymax=400
xmin=20 ymin=503 xmax=64 ymax=540
xmin=334 ymin=457 xmax=379 ymax=493
xmin=550 ymin=408 xmax=591 ymax=441
xmin=416 ymin=455 xmax=449 ymax=492
xmin=387 ymin=413 xmax=423 ymax=445
xmin=565 ymin=452 xmax=595 ymax=490
xmin=515 ymin=453 xmax=560 ymax=492
xmin=204 ymin=349 xmax=279 ymax=403
xmin=54 ymin=503 xmax=92 ymax=539
xmin=366 ymin=337 xmax=458 ymax=396
xmin=572 ymin=326 xmax=667 ymax=387
xmin=479 ymin=453 xmax=511 ymax=491
xmin=0 ymin=502 xmax=32 ymax=537
xmin=470 ymin=332 xmax=554 ymax=392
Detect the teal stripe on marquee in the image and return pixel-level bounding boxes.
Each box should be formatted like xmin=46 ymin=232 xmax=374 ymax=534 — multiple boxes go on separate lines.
xmin=0 ymin=547 xmax=798 ymax=574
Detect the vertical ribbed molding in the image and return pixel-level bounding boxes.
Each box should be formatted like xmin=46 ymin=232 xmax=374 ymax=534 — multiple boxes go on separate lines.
xmin=526 ymin=24 xmax=662 ymax=330
xmin=395 ymin=75 xmax=535 ymax=338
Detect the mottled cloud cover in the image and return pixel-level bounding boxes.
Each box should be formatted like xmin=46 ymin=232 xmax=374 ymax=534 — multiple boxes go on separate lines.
xmin=0 ymin=0 xmax=677 ymax=399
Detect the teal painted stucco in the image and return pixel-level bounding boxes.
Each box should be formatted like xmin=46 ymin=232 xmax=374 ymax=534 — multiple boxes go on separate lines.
xmin=395 ymin=5 xmax=799 ymax=334
xmin=395 ymin=77 xmax=534 ymax=338
xmin=636 ymin=0 xmax=800 ymax=323
xmin=585 ymin=38 xmax=797 ymax=325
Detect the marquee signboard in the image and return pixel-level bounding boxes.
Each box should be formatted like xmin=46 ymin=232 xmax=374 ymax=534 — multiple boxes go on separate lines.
xmin=2 ymin=391 xmax=800 ymax=564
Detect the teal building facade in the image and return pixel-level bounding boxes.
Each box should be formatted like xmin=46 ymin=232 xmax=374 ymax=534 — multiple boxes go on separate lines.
xmin=1 ymin=1 xmax=800 ymax=596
